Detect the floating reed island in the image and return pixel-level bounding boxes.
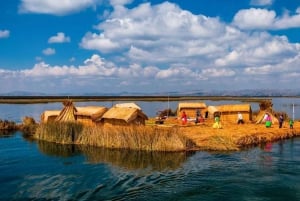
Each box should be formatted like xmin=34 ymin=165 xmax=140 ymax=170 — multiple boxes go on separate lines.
xmin=30 ymin=99 xmax=300 ymax=152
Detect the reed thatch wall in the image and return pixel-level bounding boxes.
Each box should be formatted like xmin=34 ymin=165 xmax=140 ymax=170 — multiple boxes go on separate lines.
xmin=216 ymin=104 xmax=252 ymax=123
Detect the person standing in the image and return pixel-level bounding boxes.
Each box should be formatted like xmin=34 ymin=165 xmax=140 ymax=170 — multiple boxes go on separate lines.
xmin=279 ymin=114 xmax=284 ymax=128
xmin=237 ymin=112 xmax=244 ymax=124
xmin=195 ymin=109 xmax=201 ymax=124
xmin=265 ymin=113 xmax=272 ymax=128
xmin=181 ymin=111 xmax=187 ymax=125
xmin=213 ymin=115 xmax=222 ymax=129
xmin=289 ymin=119 xmax=294 ymax=129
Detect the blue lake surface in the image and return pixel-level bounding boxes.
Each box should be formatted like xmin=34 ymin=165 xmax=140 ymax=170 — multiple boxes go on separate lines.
xmin=0 ymin=98 xmax=300 ymax=200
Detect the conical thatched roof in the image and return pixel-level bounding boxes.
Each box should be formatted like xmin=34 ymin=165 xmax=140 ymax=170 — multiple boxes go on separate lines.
xmin=255 ymin=110 xmax=278 ymax=124
xmin=55 ymin=100 xmax=77 ymax=122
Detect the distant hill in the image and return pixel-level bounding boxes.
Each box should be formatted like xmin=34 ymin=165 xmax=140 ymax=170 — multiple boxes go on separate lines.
xmin=1 ymin=89 xmax=300 ymax=97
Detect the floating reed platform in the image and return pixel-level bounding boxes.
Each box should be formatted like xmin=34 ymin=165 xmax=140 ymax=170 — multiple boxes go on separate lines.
xmin=33 ymin=119 xmax=300 ymax=151
xmin=34 ymin=122 xmax=193 ymax=151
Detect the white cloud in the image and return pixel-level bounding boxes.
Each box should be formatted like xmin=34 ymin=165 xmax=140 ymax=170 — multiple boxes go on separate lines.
xmin=233 ymin=8 xmax=276 ymax=30
xmin=80 ymin=32 xmax=119 ymax=53
xmin=202 ymin=68 xmax=235 ymax=77
xmin=78 ymin=2 xmax=300 ymax=92
xmin=19 ymin=0 xmax=101 ymax=15
xmin=48 ymin=32 xmax=70 ymax=43
xmin=250 ymin=0 xmax=273 ymax=6
xmin=81 ymin=2 xmax=228 ymax=64
xmin=2 ymin=1 xmax=300 ymax=93
xmin=233 ymin=8 xmax=300 ymax=30
xmin=42 ymin=48 xmax=56 ymax=55
xmin=0 ymin=30 xmax=10 ymax=38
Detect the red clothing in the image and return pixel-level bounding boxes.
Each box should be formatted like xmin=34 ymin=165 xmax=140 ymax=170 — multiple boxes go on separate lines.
xmin=181 ymin=112 xmax=187 ymax=125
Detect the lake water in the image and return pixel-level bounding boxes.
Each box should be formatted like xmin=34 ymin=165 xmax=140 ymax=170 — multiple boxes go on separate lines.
xmin=0 ymin=98 xmax=300 ymax=200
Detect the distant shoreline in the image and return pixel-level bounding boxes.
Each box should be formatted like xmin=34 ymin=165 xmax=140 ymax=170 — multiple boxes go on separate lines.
xmin=0 ymin=95 xmax=288 ymax=104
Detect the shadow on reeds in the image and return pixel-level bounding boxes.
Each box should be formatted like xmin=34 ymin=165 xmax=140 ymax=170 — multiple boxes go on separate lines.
xmin=37 ymin=140 xmax=194 ymax=171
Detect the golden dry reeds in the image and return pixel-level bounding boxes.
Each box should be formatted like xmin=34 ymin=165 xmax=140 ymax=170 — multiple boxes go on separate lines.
xmin=34 ymin=122 xmax=83 ymax=144
xmin=34 ymin=123 xmax=193 ymax=151
xmin=76 ymin=125 xmax=191 ymax=151
xmin=179 ymin=119 xmax=300 ymax=151
xmin=34 ymin=118 xmax=300 ymax=152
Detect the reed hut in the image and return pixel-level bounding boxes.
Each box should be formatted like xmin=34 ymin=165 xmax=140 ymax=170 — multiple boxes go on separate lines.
xmin=177 ymin=102 xmax=207 ymax=119
xmin=75 ymin=106 xmax=108 ymax=126
xmin=216 ymin=104 xmax=252 ymax=123
xmin=40 ymin=110 xmax=61 ymax=123
xmin=101 ymin=107 xmax=148 ymax=126
xmin=55 ymin=100 xmax=77 ymax=122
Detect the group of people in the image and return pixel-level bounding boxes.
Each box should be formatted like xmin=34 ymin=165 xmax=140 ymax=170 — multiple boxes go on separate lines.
xmin=181 ymin=110 xmax=295 ymax=129
xmin=265 ymin=113 xmax=294 ymax=129
xmin=181 ymin=109 xmax=204 ymax=125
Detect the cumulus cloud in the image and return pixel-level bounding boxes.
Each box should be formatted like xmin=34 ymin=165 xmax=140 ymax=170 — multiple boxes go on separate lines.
xmin=250 ymin=0 xmax=273 ymax=6
xmin=19 ymin=0 xmax=101 ymax=15
xmin=233 ymin=8 xmax=300 ymax=30
xmin=1 ymin=49 xmax=300 ymax=93
xmin=48 ymin=32 xmax=70 ymax=43
xmin=42 ymin=48 xmax=56 ymax=55
xmin=110 ymin=0 xmax=133 ymax=7
xmin=0 ymin=30 xmax=10 ymax=38
xmin=81 ymin=2 xmax=228 ymax=65
xmin=4 ymin=1 xmax=300 ymax=93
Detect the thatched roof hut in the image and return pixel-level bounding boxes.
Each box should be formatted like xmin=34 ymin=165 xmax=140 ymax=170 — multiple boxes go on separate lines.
xmin=75 ymin=106 xmax=108 ymax=125
xmin=115 ymin=102 xmax=141 ymax=110
xmin=55 ymin=100 xmax=77 ymax=122
xmin=177 ymin=102 xmax=207 ymax=119
xmin=101 ymin=107 xmax=148 ymax=126
xmin=216 ymin=104 xmax=252 ymax=123
xmin=40 ymin=110 xmax=61 ymax=123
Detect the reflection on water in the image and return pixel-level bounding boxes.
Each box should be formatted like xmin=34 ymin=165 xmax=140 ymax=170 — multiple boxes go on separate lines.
xmin=37 ymin=140 xmax=194 ymax=171
xmin=0 ymin=130 xmax=16 ymax=138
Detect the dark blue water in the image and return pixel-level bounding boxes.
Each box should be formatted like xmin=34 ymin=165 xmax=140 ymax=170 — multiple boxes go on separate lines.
xmin=0 ymin=99 xmax=300 ymax=200
xmin=0 ymin=132 xmax=299 ymax=201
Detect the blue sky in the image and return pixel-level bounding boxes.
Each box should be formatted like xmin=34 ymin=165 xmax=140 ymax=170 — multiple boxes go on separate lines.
xmin=1 ymin=0 xmax=300 ymax=94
